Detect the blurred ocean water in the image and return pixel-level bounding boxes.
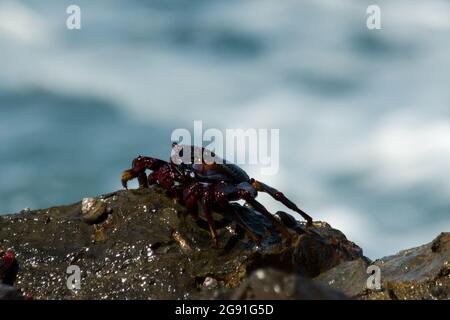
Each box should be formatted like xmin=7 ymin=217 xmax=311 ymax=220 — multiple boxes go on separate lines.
xmin=0 ymin=0 xmax=449 ymax=258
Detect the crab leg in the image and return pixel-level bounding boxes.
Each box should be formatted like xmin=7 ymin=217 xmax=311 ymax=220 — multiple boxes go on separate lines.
xmin=217 ymin=200 xmax=261 ymax=245
xmin=183 ymin=182 xmax=219 ymax=247
xmin=121 ymin=156 xmax=167 ymax=189
xmin=213 ymin=182 xmax=291 ymax=243
xmin=251 ymin=179 xmax=313 ymax=226
xmin=213 ymin=184 xmax=262 ymax=245
xmin=183 ymin=182 xmax=200 ymax=219
xmin=137 ymin=172 xmax=149 ymax=188
xmin=241 ymin=196 xmax=292 ymax=243
xmin=214 ymin=181 xmax=292 ymax=242
xmin=200 ymin=193 xmax=219 ymax=248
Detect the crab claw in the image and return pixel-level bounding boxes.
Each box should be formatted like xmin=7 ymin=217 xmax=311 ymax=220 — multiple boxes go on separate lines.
xmin=121 ymin=169 xmax=136 ymax=189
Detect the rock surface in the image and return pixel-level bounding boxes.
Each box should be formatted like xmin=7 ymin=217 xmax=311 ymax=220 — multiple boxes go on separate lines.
xmin=0 ymin=284 xmax=24 ymax=300
xmin=197 ymin=268 xmax=348 ymax=300
xmin=315 ymin=233 xmax=450 ymax=299
xmin=0 ymin=187 xmax=448 ymax=300
xmin=0 ymin=187 xmax=362 ymax=299
xmin=314 ymin=258 xmax=369 ymax=297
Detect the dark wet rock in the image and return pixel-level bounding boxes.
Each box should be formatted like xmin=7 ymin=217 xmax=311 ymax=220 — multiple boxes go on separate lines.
xmin=0 ymin=284 xmax=24 ymax=300
xmin=0 ymin=187 xmax=363 ymax=299
xmin=315 ymin=233 xmax=450 ymax=300
xmin=362 ymin=232 xmax=450 ymax=300
xmin=314 ymin=258 xmax=369 ymax=297
xmin=197 ymin=268 xmax=348 ymax=300
xmin=291 ymin=221 xmax=364 ymax=277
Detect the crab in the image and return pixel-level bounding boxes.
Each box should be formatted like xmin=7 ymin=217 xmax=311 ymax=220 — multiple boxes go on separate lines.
xmin=121 ymin=144 xmax=313 ymax=247
xmin=0 ymin=249 xmax=19 ymax=286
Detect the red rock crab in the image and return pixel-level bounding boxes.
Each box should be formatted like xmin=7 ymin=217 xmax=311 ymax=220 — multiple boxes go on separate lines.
xmin=121 ymin=144 xmax=313 ymax=247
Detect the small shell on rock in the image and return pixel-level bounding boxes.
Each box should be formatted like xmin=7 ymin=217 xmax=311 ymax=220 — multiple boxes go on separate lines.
xmin=203 ymin=277 xmax=218 ymax=288
xmin=81 ymin=197 xmax=109 ymax=225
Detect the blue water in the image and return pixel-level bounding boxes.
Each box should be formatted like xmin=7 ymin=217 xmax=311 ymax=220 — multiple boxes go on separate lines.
xmin=1 ymin=0 xmax=449 ymax=259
